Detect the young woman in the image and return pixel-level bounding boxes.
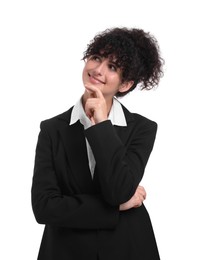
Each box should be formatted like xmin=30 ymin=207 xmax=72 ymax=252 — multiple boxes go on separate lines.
xmin=32 ymin=27 xmax=164 ymax=260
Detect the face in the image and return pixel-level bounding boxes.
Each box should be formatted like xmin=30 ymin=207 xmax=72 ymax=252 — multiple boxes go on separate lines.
xmin=82 ymin=55 xmax=123 ymax=99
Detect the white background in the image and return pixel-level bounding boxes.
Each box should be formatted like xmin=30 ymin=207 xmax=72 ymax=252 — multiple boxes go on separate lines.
xmin=0 ymin=0 xmax=202 ymax=259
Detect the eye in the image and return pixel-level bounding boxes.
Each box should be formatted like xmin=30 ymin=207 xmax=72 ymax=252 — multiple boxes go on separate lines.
xmin=108 ymin=64 xmax=117 ymax=72
xmin=90 ymin=55 xmax=101 ymax=62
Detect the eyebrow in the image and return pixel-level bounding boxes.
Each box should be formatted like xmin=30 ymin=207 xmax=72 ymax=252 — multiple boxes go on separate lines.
xmin=93 ymin=53 xmax=119 ymax=67
xmin=109 ymin=60 xmax=118 ymax=67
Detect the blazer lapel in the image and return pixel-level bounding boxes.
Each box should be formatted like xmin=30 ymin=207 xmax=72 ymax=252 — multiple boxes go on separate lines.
xmin=57 ymin=109 xmax=94 ymax=192
xmin=55 ymin=104 xmax=135 ymax=193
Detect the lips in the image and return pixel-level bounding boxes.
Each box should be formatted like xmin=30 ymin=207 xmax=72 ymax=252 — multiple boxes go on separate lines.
xmin=88 ymin=74 xmax=105 ymax=84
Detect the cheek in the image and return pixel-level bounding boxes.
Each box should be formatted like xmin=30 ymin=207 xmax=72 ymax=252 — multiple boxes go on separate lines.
xmin=82 ymin=68 xmax=87 ymax=81
xmin=109 ymin=75 xmax=121 ymax=86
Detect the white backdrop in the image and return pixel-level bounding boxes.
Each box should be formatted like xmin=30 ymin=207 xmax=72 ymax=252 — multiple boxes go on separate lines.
xmin=0 ymin=0 xmax=201 ymax=259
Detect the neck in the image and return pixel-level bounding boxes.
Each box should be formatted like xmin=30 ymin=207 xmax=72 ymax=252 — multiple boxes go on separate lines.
xmin=105 ymin=97 xmax=113 ymax=116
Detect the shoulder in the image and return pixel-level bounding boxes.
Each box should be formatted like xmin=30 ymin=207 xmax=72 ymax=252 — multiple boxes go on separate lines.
xmin=121 ymin=104 xmax=157 ymax=129
xmin=40 ymin=107 xmax=73 ymax=130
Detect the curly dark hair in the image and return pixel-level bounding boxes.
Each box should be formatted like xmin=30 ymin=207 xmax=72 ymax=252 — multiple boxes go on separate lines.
xmin=82 ymin=27 xmax=164 ymax=97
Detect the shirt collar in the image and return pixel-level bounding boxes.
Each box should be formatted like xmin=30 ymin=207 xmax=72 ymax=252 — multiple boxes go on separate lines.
xmin=108 ymin=97 xmax=127 ymax=126
xmin=70 ymin=96 xmax=127 ymax=128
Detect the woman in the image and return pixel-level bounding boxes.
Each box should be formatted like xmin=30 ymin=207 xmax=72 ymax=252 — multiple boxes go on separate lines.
xmin=32 ymin=27 xmax=164 ymax=260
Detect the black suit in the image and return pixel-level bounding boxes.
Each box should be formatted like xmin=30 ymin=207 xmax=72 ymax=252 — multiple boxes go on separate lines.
xmin=32 ymin=104 xmax=160 ymax=260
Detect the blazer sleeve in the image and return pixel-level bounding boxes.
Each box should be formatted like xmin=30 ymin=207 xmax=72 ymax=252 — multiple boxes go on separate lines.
xmin=85 ymin=119 xmax=157 ymax=206
xmin=31 ymin=121 xmax=119 ymax=229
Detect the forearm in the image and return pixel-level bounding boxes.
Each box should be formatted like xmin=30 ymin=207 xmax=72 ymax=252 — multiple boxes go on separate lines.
xmin=85 ymin=120 xmax=157 ymax=206
xmin=32 ymin=185 xmax=119 ymax=229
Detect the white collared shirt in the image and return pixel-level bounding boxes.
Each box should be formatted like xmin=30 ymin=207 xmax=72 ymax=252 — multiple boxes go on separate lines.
xmin=70 ymin=97 xmax=127 ymax=177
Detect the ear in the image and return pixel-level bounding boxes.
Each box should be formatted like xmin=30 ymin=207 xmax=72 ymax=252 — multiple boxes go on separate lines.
xmin=118 ymin=81 xmax=134 ymax=93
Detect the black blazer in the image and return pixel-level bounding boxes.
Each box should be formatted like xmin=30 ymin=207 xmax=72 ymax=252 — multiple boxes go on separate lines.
xmin=32 ymin=104 xmax=160 ymax=260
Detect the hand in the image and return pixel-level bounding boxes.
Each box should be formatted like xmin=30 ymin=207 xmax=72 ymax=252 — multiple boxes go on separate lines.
xmin=84 ymin=84 xmax=108 ymax=125
xmin=119 ymin=186 xmax=146 ymax=211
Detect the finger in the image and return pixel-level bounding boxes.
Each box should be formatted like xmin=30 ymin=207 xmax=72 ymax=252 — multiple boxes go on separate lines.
xmin=85 ymin=98 xmax=98 ymax=112
xmin=137 ymin=186 xmax=147 ymax=199
xmin=84 ymin=99 xmax=99 ymax=120
xmin=133 ymin=196 xmax=143 ymax=208
xmin=135 ymin=191 xmax=146 ymax=201
xmin=84 ymin=84 xmax=103 ymax=99
xmin=137 ymin=194 xmax=145 ymax=205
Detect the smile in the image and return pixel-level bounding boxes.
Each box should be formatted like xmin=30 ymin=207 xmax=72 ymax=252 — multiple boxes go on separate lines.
xmin=88 ymin=74 xmax=105 ymax=84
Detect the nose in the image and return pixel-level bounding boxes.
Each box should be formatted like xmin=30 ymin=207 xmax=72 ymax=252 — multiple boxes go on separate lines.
xmin=92 ymin=61 xmax=107 ymax=76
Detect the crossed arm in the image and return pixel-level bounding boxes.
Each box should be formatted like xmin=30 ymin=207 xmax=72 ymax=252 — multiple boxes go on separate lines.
xmin=32 ymin=85 xmax=155 ymax=229
xmin=32 ymin=120 xmax=148 ymax=229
